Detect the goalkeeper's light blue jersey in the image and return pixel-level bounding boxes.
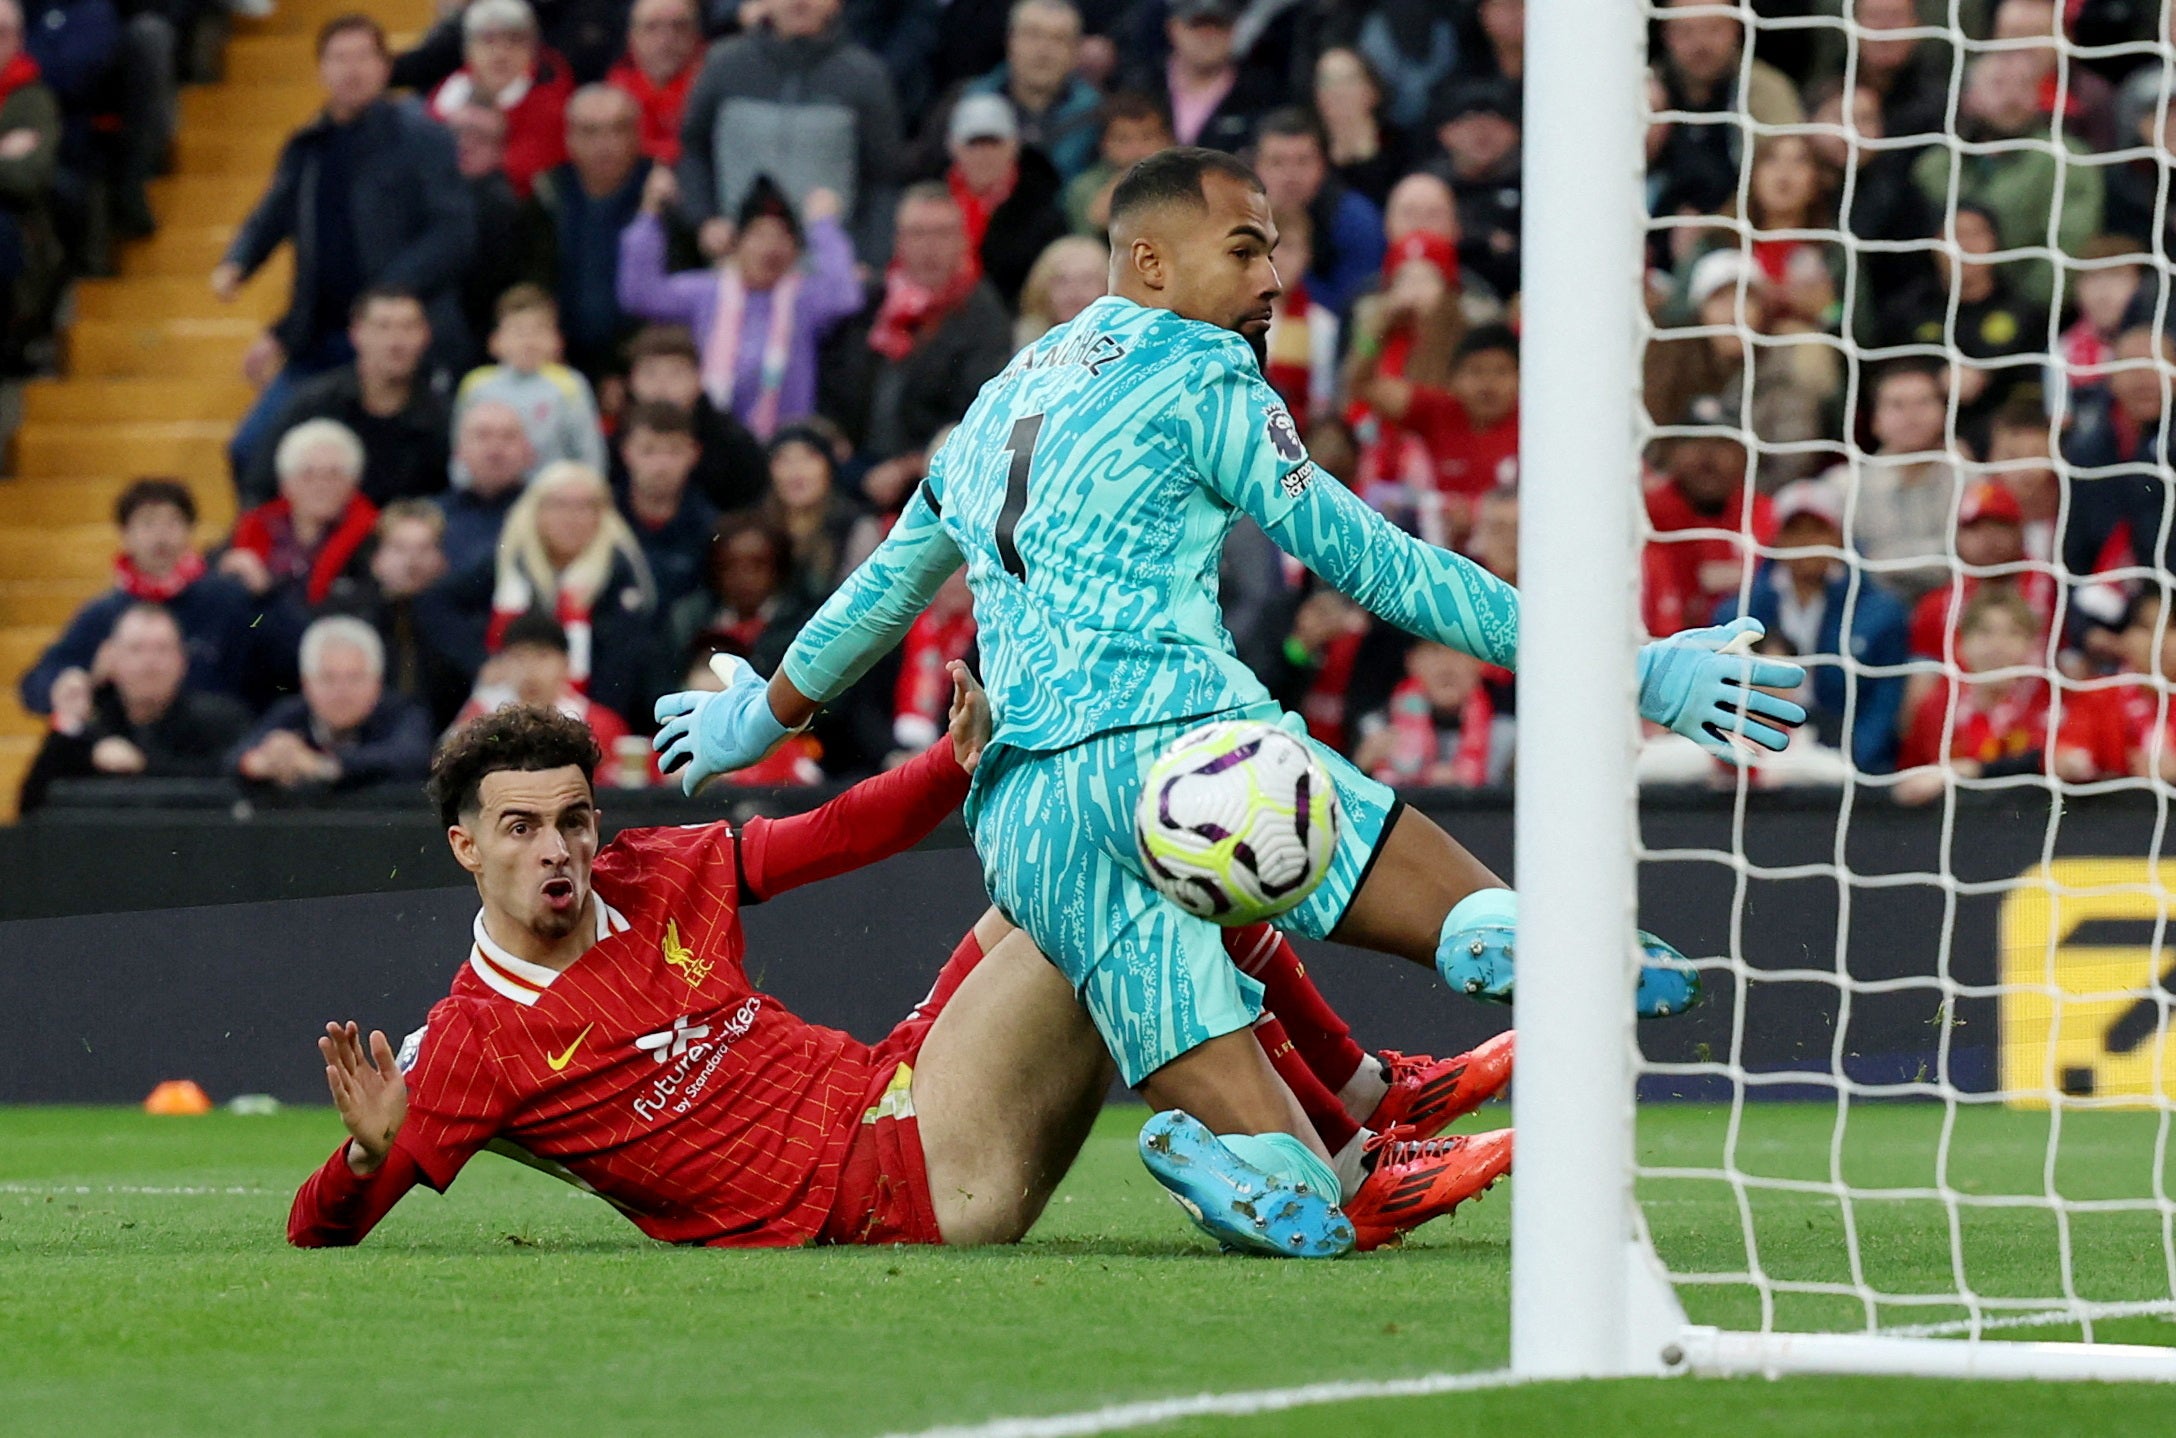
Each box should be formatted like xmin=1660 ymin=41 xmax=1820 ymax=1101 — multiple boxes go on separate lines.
xmin=782 ymin=294 xmax=1521 ymax=753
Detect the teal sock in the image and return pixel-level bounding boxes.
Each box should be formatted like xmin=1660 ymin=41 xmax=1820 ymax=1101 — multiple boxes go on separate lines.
xmin=1220 ymin=1131 xmax=1345 ymax=1204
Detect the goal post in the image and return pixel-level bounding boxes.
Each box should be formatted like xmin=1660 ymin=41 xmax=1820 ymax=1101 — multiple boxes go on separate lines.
xmin=1512 ymin=0 xmax=2176 ymax=1384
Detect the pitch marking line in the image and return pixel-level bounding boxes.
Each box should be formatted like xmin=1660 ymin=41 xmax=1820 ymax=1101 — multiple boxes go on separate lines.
xmin=878 ymin=1369 xmax=1522 ymax=1438
xmin=1878 ymin=1301 xmax=2176 ymax=1339
xmin=0 ymin=1183 xmax=276 ymax=1196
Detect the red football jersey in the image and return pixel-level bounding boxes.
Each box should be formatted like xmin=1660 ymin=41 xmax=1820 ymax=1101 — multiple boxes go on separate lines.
xmin=289 ymin=743 xmax=970 ymax=1248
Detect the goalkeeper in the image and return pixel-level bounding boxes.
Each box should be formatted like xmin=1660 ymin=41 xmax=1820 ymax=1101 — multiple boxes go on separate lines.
xmin=653 ymin=148 xmax=1806 ymax=1259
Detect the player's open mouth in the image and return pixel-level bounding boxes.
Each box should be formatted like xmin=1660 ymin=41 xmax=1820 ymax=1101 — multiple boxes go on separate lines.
xmin=542 ymin=877 xmax=576 ymax=910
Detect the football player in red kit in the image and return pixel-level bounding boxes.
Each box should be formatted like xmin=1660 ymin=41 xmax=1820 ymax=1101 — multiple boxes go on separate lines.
xmin=291 ymin=667 xmax=1511 ymax=1251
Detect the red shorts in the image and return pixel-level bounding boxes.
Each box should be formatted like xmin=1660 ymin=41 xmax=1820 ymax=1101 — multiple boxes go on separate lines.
xmin=815 ymin=928 xmax=985 ymax=1247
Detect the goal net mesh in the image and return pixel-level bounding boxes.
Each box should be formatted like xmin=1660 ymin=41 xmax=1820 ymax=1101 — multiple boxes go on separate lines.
xmin=1634 ymin=0 xmax=2176 ymax=1346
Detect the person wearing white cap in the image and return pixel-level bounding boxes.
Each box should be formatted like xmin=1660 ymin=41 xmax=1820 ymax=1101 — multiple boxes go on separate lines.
xmin=954 ymin=0 xmax=1104 ymax=185
xmin=1645 ymin=244 xmax=1824 ymax=485
xmin=944 ymin=91 xmax=1069 ymax=308
xmin=1718 ymin=473 xmax=1911 ymax=774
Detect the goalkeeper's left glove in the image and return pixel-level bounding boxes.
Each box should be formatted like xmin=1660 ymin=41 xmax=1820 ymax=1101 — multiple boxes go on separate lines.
xmin=1637 ymin=616 xmax=1807 ymax=762
xmin=652 ymin=657 xmax=795 ymax=796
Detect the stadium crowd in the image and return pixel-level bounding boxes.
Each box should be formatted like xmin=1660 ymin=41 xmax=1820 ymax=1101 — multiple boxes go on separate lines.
xmin=15 ymin=0 xmax=2176 ymax=814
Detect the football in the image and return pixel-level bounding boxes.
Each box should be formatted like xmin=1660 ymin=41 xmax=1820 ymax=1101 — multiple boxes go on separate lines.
xmin=1134 ymin=719 xmax=1341 ymax=925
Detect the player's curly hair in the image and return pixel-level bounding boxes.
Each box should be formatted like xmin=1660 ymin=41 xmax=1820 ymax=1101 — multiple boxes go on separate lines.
xmin=428 ymin=705 xmax=602 ymax=828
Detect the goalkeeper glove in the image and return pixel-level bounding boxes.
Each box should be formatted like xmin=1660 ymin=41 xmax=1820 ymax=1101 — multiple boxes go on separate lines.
xmin=652 ymin=657 xmax=795 ymax=796
xmin=1637 ymin=617 xmax=1807 ymax=762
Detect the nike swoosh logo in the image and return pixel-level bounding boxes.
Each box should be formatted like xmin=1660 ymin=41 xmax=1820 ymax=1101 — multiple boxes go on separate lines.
xmin=546 ymin=1024 xmax=595 ymax=1072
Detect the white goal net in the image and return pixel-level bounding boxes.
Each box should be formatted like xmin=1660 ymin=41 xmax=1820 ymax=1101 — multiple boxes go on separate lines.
xmin=1516 ymin=0 xmax=2176 ymax=1382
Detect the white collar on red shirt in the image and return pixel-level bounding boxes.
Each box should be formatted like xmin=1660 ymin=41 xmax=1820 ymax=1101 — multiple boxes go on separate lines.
xmin=468 ymin=897 xmax=630 ymax=1006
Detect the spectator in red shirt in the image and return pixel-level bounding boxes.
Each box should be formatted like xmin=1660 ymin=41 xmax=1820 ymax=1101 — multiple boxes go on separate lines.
xmin=1895 ymin=588 xmax=2125 ymax=803
xmin=606 ymin=0 xmax=700 ymax=165
xmin=2115 ymin=589 xmax=2176 ymax=783
xmin=1905 ymin=479 xmax=2056 ymax=667
xmin=428 ymin=0 xmax=574 ymax=199
xmin=1642 ymin=392 xmax=1776 ymax=637
xmin=1983 ymin=395 xmax=2061 ymax=564
xmin=1350 ymin=320 xmax=1520 ymax=545
xmin=1353 ymin=642 xmax=1512 ymax=790
xmin=891 ymin=566 xmax=976 ymax=757
xmin=451 ymin=611 xmax=637 ymax=765
xmin=1343 ymin=228 xmax=1463 ymax=542
xmin=2057 ymin=236 xmax=2144 ymax=406
xmin=221 ymin=419 xmax=380 ymax=611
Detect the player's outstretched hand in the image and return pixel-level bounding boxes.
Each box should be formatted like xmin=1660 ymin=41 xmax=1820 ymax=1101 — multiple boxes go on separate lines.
xmin=1637 ymin=617 xmax=1808 ymax=762
xmin=946 ymin=660 xmax=990 ymax=773
xmin=652 ymin=655 xmax=793 ymax=796
xmin=319 ymin=1020 xmax=406 ymax=1175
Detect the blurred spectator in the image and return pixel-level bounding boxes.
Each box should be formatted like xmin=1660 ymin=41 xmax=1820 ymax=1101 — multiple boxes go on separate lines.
xmin=23 ymin=0 xmax=118 ymax=241
xmin=1260 ymin=210 xmax=1337 ymax=429
xmin=951 ymin=0 xmax=1101 ymax=186
xmin=1271 ymin=589 xmax=1371 ymax=754
xmin=473 ymin=459 xmax=661 ymax=724
xmin=1983 ymin=395 xmax=2060 ymax=563
xmin=1990 ymin=0 xmax=2115 ymax=153
xmin=1805 ymin=79 xmax=1942 ymax=347
xmin=1467 ymin=485 xmax=1517 ymax=583
xmin=1893 ymin=587 xmax=2121 ymax=802
xmin=111 ymin=0 xmax=180 ymax=241
xmin=2062 ymin=323 xmax=2176 ymax=581
xmin=614 ymin=400 xmax=715 ymax=609
xmin=1014 ymin=233 xmax=1106 ymax=348
xmin=242 ymin=287 xmax=450 ymax=509
xmin=18 ymin=479 xmax=255 ymax=713
xmin=1648 ymin=0 xmax=1803 ymax=218
xmin=1911 ymin=50 xmax=2100 ymax=312
xmin=322 ymin=499 xmax=471 ymax=729
xmin=2056 ymin=236 xmax=2145 ymax=404
xmin=1722 ymin=476 xmax=1909 ymax=773
xmin=1344 ymin=229 xmax=1464 ymax=541
xmin=853 ymin=184 xmax=1011 ymax=462
xmin=1898 ymin=204 xmax=2042 ymax=439
xmin=1643 ymin=248 xmax=1825 ymax=488
xmin=442 ymin=399 xmax=539 ymax=573
xmin=1851 ymin=0 xmax=1950 ymax=144
xmin=1450 ymin=0 xmax=1522 ymax=103
xmin=1252 ymin=107 xmax=1383 ymax=318
xmin=447 ymin=101 xmax=528 ymax=357
xmin=1353 ymin=642 xmax=1512 ymax=789
xmin=216 ymin=16 xmax=474 ymax=479
xmin=1064 ymin=90 xmax=1171 ymax=236
xmin=233 ymin=616 xmax=433 ymax=792
xmin=2114 ymin=589 xmax=2176 ymax=783
xmin=1735 ymin=134 xmax=1840 ymax=333
xmin=890 ymin=565 xmax=974 ymax=754
xmin=606 ymin=0 xmax=700 ymax=164
xmin=1642 ymin=394 xmax=1776 ymax=637
xmin=20 ymin=604 xmax=251 ymax=813
xmin=1337 ymin=0 xmax=1457 ymax=132
xmin=1425 ymin=76 xmax=1522 ymax=304
xmin=1382 ymin=168 xmax=1456 ymax=246
xmin=1350 ymin=315 xmax=1520 ymax=551
xmin=222 ymin=419 xmax=379 ymax=610
xmin=426 ymin=0 xmax=573 ymax=200
xmin=1127 ymin=0 xmax=1277 ymax=154
xmin=622 ymin=323 xmax=769 ymax=510
xmin=617 ymin=172 xmax=861 ymax=440
xmin=451 ymin=610 xmax=635 ymax=755
xmin=527 ymin=84 xmax=651 ymax=376
xmin=943 ymin=93 xmax=1067 ymax=310
xmin=455 ymin=284 xmax=607 ymax=472
xmin=392 ymin=0 xmax=630 ymax=91
xmin=676 ymin=0 xmax=903 ymax=267
xmin=1312 ymin=46 xmax=1406 ymax=209
xmin=765 ymin=422 xmax=873 ymax=601
xmin=0 ymin=0 xmax=60 ymax=361
xmin=680 ymin=509 xmax=808 ymax=674
xmin=1853 ymin=360 xmax=1961 ymax=602
xmin=1905 ymin=478 xmax=2055 ymax=680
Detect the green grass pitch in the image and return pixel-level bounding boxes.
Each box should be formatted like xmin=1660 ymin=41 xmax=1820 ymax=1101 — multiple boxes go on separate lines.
xmin=7 ymin=1102 xmax=2176 ymax=1436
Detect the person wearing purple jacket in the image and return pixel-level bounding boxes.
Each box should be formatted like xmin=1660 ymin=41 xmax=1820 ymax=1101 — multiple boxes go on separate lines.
xmin=617 ymin=167 xmax=863 ymax=440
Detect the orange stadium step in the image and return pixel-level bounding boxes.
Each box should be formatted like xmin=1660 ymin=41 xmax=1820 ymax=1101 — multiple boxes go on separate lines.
xmin=147 ymin=175 xmax=275 ymax=228
xmin=180 ymin=83 xmax=325 ymax=134
xmin=0 ymin=526 xmax=114 ymax=582
xmin=0 ymin=581 xmax=101 ymax=628
xmin=0 ymin=699 xmax=45 ymax=737
xmin=0 ymin=474 xmax=236 ymax=531
xmin=14 ymin=422 xmax=235 ymax=496
xmin=173 ymin=125 xmax=289 ymax=176
xmin=0 ymin=627 xmax=54 ymax=684
xmin=219 ymin=34 xmax=319 ymax=85
xmin=123 ymin=226 xmax=241 ymax=277
xmin=74 ymin=276 xmax=283 ymax=325
xmin=234 ymin=0 xmax=433 ymax=36
xmin=66 ymin=317 xmax=257 ymax=378
xmin=24 ymin=378 xmax=256 ymax=425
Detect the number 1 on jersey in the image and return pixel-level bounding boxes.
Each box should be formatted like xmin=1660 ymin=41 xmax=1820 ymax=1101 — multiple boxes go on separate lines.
xmin=995 ymin=412 xmax=1045 ymax=581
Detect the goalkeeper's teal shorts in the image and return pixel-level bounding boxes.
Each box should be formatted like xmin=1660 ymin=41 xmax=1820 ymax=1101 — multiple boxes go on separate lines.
xmin=965 ymin=702 xmax=1401 ymax=1087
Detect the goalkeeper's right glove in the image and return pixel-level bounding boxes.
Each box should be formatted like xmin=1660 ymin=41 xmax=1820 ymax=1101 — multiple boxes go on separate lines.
xmin=1637 ymin=616 xmax=1807 ymax=762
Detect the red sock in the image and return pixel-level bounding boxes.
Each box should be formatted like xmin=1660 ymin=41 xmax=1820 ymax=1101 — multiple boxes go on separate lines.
xmin=1254 ymin=1013 xmax=1361 ymax=1154
xmin=1225 ymin=925 xmax=1371 ymax=1093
